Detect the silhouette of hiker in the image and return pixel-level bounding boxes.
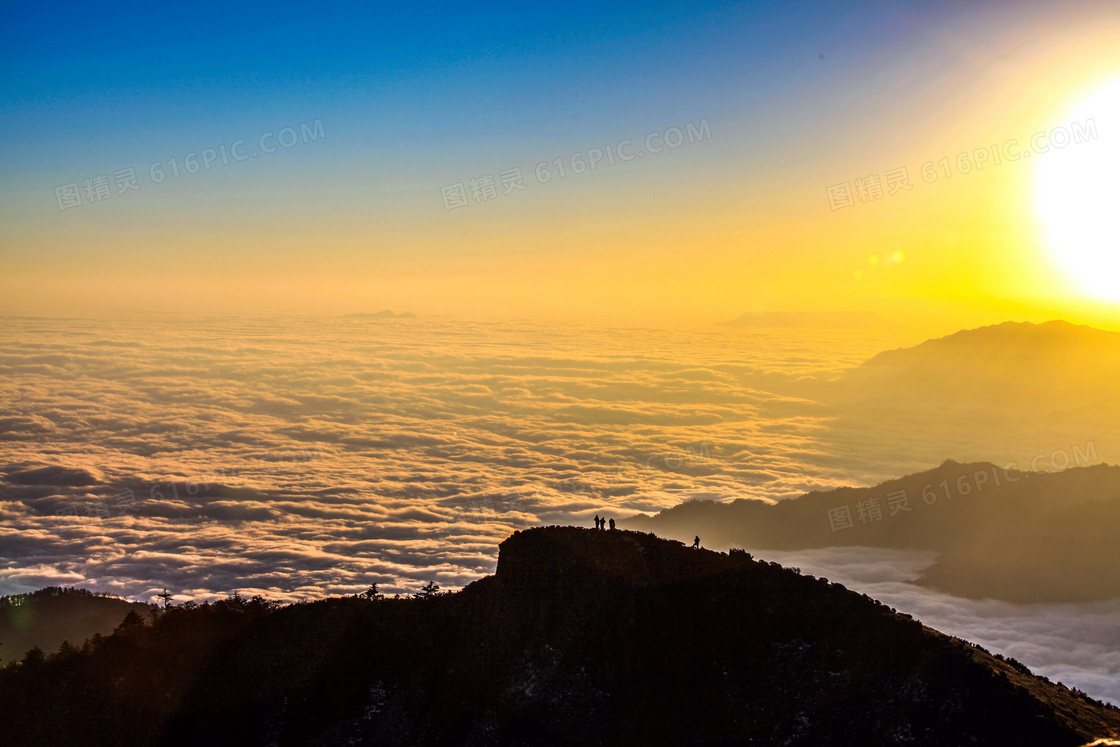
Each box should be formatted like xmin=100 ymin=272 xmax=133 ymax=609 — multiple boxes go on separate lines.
xmin=594 ymin=514 xmax=601 ymax=530
xmin=609 ymin=518 xmax=615 ymax=530
xmin=693 ymin=536 xmax=700 ymax=549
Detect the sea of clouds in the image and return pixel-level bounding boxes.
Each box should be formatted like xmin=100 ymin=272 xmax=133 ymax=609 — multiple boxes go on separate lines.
xmin=1 ymin=315 xmax=1116 ymax=703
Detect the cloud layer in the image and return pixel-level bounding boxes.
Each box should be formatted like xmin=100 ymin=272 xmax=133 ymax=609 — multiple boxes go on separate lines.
xmin=0 ymin=317 xmax=903 ymax=598
xmin=1 ymin=316 xmax=1116 ymax=704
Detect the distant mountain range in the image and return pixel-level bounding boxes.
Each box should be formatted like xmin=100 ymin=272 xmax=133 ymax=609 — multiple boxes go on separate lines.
xmin=624 ymin=458 xmax=1120 ymax=603
xmin=726 ymin=318 xmax=1120 ymax=604
xmin=1 ymin=528 xmax=1117 ymax=745
xmin=841 ymin=320 xmax=1120 ymax=409
xmin=863 ymin=320 xmax=1120 ymax=367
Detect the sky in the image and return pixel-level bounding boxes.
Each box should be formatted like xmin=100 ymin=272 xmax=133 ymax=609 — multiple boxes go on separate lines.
xmin=5 ymin=5 xmax=1120 ymax=704
xmin=2 ymin=0 xmax=1120 ymax=332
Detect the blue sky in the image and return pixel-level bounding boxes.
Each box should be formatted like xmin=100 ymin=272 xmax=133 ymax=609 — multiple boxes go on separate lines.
xmin=4 ymin=0 xmax=1118 ymax=328
xmin=1 ymin=1 xmax=948 ymax=182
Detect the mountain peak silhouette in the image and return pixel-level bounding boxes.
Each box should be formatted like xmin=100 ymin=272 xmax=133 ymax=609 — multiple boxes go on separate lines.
xmin=2 ymin=526 xmax=1118 ymax=745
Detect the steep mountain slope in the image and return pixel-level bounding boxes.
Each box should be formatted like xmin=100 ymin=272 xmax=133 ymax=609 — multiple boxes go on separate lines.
xmin=623 ymin=461 xmax=1120 ymax=602
xmin=1 ymin=527 xmax=1117 ymax=745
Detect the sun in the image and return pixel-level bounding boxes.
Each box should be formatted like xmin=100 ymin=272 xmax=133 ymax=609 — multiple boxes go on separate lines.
xmin=1035 ymin=78 xmax=1120 ymax=302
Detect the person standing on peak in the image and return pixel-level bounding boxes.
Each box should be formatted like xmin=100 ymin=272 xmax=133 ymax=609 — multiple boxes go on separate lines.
xmin=609 ymin=518 xmax=615 ymax=530
xmin=693 ymin=536 xmax=700 ymax=549
xmin=594 ymin=514 xmax=601 ymax=530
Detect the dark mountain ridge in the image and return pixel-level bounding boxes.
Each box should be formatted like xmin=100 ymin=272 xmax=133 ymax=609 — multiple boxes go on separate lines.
xmin=1 ymin=527 xmax=1117 ymax=745
xmin=623 ymin=460 xmax=1120 ymax=602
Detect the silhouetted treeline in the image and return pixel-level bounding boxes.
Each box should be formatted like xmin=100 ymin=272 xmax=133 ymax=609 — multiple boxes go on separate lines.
xmin=0 ymin=586 xmax=153 ymax=665
xmin=0 ymin=585 xmax=118 ymax=607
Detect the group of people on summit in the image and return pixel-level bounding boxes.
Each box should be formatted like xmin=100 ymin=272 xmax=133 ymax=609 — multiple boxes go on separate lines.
xmin=591 ymin=515 xmax=700 ymax=549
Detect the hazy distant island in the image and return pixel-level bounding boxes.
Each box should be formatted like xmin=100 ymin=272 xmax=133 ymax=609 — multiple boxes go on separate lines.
xmin=721 ymin=311 xmax=888 ymax=328
xmin=1 ymin=527 xmax=1117 ymax=745
xmin=341 ymin=310 xmax=418 ymax=319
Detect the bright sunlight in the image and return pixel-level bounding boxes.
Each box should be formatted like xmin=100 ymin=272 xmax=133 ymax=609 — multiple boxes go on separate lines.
xmin=1036 ymin=78 xmax=1120 ymax=302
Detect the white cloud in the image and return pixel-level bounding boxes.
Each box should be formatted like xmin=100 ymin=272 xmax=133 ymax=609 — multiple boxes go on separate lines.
xmin=1 ymin=317 xmax=1117 ymax=705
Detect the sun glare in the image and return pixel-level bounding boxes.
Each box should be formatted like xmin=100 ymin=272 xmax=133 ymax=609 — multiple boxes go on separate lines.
xmin=1036 ymin=78 xmax=1120 ymax=302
